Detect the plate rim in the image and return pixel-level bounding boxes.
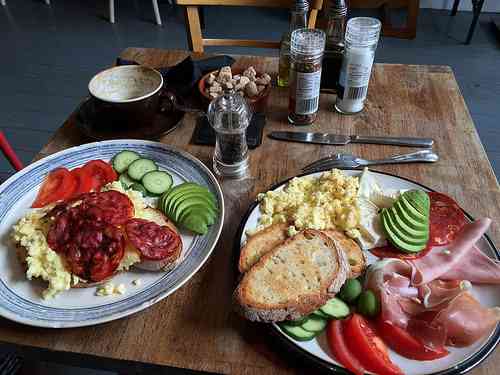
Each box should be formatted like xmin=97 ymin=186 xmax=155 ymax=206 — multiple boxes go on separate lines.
xmin=233 ymin=168 xmax=499 ymax=375
xmin=0 ymin=139 xmax=225 ymax=328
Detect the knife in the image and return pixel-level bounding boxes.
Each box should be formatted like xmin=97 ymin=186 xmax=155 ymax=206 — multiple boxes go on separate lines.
xmin=269 ymin=131 xmax=434 ymax=148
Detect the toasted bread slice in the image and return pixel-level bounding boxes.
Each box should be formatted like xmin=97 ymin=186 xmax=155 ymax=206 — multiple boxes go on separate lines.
xmin=322 ymin=230 xmax=366 ymax=278
xmin=234 ymin=229 xmax=350 ymax=322
xmin=239 ymin=223 xmax=288 ymax=273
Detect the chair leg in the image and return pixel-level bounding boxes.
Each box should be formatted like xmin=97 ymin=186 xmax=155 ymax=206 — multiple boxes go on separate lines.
xmin=185 ymin=6 xmax=204 ymax=52
xmin=109 ymin=0 xmax=115 ymax=23
xmin=451 ymin=0 xmax=460 ymax=16
xmin=152 ymin=0 xmax=162 ymax=26
xmin=466 ymin=0 xmax=485 ymax=44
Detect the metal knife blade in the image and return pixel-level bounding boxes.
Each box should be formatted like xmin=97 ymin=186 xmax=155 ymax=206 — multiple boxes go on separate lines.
xmin=269 ymin=132 xmax=434 ymax=148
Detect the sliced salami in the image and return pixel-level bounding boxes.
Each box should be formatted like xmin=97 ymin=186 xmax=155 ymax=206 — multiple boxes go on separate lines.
xmin=125 ymin=218 xmax=181 ymax=260
xmin=428 ymin=192 xmax=467 ymax=246
xmin=370 ymin=244 xmax=432 ymax=260
xmin=79 ymin=190 xmax=134 ymax=225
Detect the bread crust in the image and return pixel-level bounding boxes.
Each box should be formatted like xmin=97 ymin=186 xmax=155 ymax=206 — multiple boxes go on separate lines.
xmin=234 ymin=229 xmax=350 ymax=322
xmin=238 ymin=222 xmax=288 ymax=273
xmin=322 ymin=229 xmax=367 ymax=278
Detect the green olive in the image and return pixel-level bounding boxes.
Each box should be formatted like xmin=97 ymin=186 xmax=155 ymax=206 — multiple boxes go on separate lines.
xmin=338 ymin=278 xmax=362 ymax=303
xmin=357 ymin=290 xmax=380 ymax=318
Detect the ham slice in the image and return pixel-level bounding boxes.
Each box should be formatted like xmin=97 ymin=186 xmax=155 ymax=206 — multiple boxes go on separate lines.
xmin=409 ymin=218 xmax=500 ymax=285
xmin=366 ymin=219 xmax=500 ymax=348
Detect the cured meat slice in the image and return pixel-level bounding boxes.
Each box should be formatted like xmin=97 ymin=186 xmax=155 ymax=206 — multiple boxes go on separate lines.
xmin=125 ymin=218 xmax=181 ymax=260
xmin=79 ymin=191 xmax=133 ymax=225
xmin=46 ymin=191 xmax=129 ymax=282
xmin=370 ymin=244 xmax=432 ymax=260
xmin=428 ymin=192 xmax=467 ymax=246
xmin=409 ymin=218 xmax=499 ymax=285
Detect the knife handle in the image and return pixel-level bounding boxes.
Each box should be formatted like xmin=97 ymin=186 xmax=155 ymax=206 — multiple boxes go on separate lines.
xmin=352 ymin=135 xmax=434 ymax=148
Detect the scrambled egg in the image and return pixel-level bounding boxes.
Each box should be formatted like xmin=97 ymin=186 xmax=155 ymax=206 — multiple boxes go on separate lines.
xmin=95 ymin=282 xmax=126 ymax=296
xmin=254 ymin=169 xmax=360 ymax=237
xmin=11 ymin=182 xmax=147 ymax=299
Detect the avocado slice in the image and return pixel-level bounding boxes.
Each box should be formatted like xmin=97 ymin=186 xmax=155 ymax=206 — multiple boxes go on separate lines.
xmin=174 ymin=197 xmax=217 ymax=223
xmin=381 ymin=209 xmax=427 ymax=253
xmin=382 ymin=209 xmax=428 ymax=247
xmin=180 ymin=205 xmax=215 ymax=226
xmin=386 ymin=207 xmax=429 ymax=240
xmin=402 ymin=190 xmax=430 ymax=217
xmin=182 ymin=213 xmax=209 ymax=235
xmin=166 ymin=186 xmax=216 ymax=217
xmin=170 ymin=192 xmax=217 ymax=220
xmin=393 ymin=200 xmax=427 ymax=231
xmin=399 ymin=194 xmax=427 ymax=222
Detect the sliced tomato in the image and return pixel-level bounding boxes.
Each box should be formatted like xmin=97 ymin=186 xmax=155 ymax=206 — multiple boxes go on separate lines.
xmin=82 ymin=160 xmax=118 ymax=191
xmin=327 ymin=319 xmax=365 ymax=375
xmin=376 ymin=317 xmax=449 ymax=361
xmin=70 ymin=167 xmax=94 ymax=197
xmin=344 ymin=314 xmax=403 ymax=375
xmin=31 ymin=168 xmax=77 ymax=208
xmin=370 ymin=244 xmax=432 ymax=260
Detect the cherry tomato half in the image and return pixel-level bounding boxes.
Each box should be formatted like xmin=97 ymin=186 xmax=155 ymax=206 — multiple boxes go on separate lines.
xmin=82 ymin=160 xmax=118 ymax=191
xmin=70 ymin=167 xmax=94 ymax=197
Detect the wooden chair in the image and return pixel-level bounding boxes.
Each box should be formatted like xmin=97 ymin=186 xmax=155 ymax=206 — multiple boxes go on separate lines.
xmin=451 ymin=0 xmax=485 ymax=44
xmin=349 ymin=0 xmax=419 ymax=39
xmin=108 ymin=0 xmax=163 ymax=25
xmin=177 ymin=0 xmax=324 ymax=52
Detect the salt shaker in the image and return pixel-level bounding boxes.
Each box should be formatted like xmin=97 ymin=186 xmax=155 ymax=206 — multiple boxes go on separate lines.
xmin=207 ymin=91 xmax=252 ymax=179
xmin=335 ymin=17 xmax=381 ymax=114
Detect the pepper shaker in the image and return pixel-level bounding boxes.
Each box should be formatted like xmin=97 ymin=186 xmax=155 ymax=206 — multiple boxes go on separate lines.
xmin=207 ymin=91 xmax=252 ymax=179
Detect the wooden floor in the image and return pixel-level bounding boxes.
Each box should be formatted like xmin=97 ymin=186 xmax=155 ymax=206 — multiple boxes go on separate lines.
xmin=1 ymin=1 xmax=499 ymax=182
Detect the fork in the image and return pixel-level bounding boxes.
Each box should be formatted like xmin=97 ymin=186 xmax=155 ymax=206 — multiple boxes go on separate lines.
xmin=302 ymin=150 xmax=439 ymax=173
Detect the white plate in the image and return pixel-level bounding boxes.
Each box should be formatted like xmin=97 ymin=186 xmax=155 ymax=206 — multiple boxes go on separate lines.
xmin=0 ymin=140 xmax=224 ymax=328
xmin=237 ymin=170 xmax=499 ymax=375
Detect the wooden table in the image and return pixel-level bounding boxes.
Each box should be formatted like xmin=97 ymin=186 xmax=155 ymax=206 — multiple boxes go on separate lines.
xmin=0 ymin=48 xmax=498 ymax=375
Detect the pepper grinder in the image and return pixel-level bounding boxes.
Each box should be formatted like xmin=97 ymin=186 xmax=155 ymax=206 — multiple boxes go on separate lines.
xmin=207 ymin=91 xmax=252 ymax=179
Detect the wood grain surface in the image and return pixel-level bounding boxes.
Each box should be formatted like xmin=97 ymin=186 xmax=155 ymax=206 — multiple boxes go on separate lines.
xmin=0 ymin=48 xmax=498 ymax=375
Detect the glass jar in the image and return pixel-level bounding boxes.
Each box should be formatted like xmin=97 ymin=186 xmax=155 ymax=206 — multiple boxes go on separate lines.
xmin=335 ymin=17 xmax=381 ymax=114
xmin=288 ymin=28 xmax=326 ymax=125
xmin=207 ymin=91 xmax=252 ymax=179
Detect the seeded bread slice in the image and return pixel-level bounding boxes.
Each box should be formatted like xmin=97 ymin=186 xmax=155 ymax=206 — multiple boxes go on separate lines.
xmin=238 ymin=222 xmax=288 ymax=273
xmin=234 ymin=229 xmax=350 ymax=322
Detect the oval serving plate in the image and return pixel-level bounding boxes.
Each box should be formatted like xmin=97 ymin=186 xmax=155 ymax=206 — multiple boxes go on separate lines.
xmin=0 ymin=140 xmax=224 ymax=328
xmin=236 ymin=169 xmax=499 ymax=375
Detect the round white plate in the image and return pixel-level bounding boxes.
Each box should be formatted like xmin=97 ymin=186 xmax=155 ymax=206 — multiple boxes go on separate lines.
xmin=236 ymin=170 xmax=499 ymax=375
xmin=0 ymin=140 xmax=224 ymax=328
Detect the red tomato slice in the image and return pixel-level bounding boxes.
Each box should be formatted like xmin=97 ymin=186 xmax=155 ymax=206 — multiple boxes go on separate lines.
xmin=376 ymin=317 xmax=449 ymax=361
xmin=31 ymin=168 xmax=77 ymax=208
xmin=82 ymin=160 xmax=117 ymax=191
xmin=327 ymin=319 xmax=365 ymax=375
xmin=344 ymin=314 xmax=403 ymax=375
xmin=70 ymin=167 xmax=94 ymax=197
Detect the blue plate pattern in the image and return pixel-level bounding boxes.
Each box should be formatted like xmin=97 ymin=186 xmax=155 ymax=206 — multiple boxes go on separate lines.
xmin=0 ymin=140 xmax=224 ymax=328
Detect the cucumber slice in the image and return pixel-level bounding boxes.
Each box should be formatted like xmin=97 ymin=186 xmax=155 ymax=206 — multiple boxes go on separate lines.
xmin=301 ymin=317 xmax=328 ymax=333
xmin=119 ymin=173 xmax=135 ymax=189
xmin=142 ymin=171 xmax=173 ymax=195
xmin=287 ymin=316 xmax=309 ymax=327
xmin=130 ymin=183 xmax=147 ymax=197
xmin=311 ymin=309 xmax=330 ymax=319
xmin=127 ymin=158 xmax=158 ymax=181
xmin=320 ymin=297 xmax=350 ymax=319
xmin=112 ymin=151 xmax=141 ymax=173
xmin=278 ymin=323 xmax=317 ymax=341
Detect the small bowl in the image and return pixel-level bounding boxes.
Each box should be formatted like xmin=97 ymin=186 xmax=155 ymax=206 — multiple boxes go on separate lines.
xmin=88 ymin=65 xmax=164 ymax=128
xmin=198 ymin=69 xmax=271 ymax=113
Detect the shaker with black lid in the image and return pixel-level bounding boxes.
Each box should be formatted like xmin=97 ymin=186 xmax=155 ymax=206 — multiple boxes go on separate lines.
xmin=207 ymin=91 xmax=252 ymax=179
